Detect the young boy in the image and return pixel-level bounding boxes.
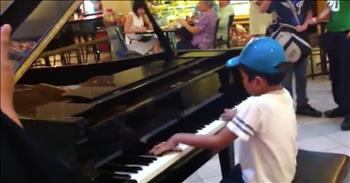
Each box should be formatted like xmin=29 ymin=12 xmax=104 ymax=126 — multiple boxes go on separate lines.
xmin=149 ymin=37 xmax=297 ymax=183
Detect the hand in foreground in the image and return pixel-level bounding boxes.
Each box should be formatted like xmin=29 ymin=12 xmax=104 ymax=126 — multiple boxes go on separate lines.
xmin=347 ymin=31 xmax=350 ymax=39
xmin=1 ymin=24 xmax=14 ymax=106
xmin=295 ymin=24 xmax=308 ymax=33
xmin=149 ymin=137 xmax=181 ymax=156
xmin=220 ymin=109 xmax=236 ymax=122
xmin=1 ymin=24 xmax=21 ymax=126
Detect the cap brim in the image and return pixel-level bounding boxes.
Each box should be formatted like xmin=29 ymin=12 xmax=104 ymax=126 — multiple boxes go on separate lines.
xmin=225 ymin=56 xmax=241 ymax=68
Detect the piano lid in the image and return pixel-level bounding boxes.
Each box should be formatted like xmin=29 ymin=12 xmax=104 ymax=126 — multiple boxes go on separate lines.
xmin=1 ymin=0 xmax=82 ymax=84
xmin=0 ymin=0 xmax=14 ymax=15
xmin=8 ymin=0 xmax=236 ymax=86
xmin=4 ymin=0 xmax=181 ymax=86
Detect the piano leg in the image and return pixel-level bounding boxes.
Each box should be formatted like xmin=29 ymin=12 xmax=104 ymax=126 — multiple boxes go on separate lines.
xmin=218 ymin=143 xmax=235 ymax=178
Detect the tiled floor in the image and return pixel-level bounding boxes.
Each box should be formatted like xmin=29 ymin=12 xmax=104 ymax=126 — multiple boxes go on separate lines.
xmin=184 ymin=77 xmax=350 ymax=183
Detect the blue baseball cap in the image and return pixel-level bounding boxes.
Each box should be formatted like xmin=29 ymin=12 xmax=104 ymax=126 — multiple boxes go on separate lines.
xmin=226 ymin=37 xmax=286 ymax=74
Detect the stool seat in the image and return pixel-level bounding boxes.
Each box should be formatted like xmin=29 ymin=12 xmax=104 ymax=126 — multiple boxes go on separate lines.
xmin=293 ymin=150 xmax=349 ymax=183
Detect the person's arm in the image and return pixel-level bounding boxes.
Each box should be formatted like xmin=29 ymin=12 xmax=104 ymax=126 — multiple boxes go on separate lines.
xmin=143 ymin=15 xmax=153 ymax=30
xmin=1 ymin=24 xmax=22 ymax=127
xmin=179 ymin=19 xmax=200 ymax=34
xmin=149 ymin=108 xmax=237 ymax=155
xmin=309 ymin=6 xmax=331 ymax=25
xmin=259 ymin=0 xmax=272 ymax=13
xmin=124 ymin=14 xmax=146 ymax=34
xmin=295 ymin=9 xmax=313 ymax=32
xmin=149 ymin=127 xmax=237 ymax=155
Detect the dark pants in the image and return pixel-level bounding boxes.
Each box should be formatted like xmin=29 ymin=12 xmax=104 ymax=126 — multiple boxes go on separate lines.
xmin=322 ymin=32 xmax=350 ymax=115
xmin=176 ymin=40 xmax=197 ymax=50
xmin=221 ymin=164 xmax=244 ymax=183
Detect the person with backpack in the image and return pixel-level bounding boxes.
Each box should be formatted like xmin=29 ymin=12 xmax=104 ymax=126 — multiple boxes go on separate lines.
xmin=259 ymin=0 xmax=322 ymax=117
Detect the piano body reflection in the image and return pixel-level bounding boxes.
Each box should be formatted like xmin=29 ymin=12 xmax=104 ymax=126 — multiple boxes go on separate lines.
xmin=4 ymin=1 xmax=247 ymax=182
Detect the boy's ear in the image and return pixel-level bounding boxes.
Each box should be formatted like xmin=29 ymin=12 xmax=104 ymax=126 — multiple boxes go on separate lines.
xmin=254 ymin=76 xmax=266 ymax=87
xmin=254 ymin=76 xmax=267 ymax=87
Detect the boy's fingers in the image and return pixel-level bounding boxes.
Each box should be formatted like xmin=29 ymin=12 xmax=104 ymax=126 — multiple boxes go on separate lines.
xmin=149 ymin=142 xmax=166 ymax=155
xmin=171 ymin=147 xmax=182 ymax=152
xmin=149 ymin=143 xmax=179 ymax=156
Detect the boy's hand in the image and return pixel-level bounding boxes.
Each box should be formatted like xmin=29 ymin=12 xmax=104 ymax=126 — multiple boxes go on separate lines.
xmin=220 ymin=109 xmax=236 ymax=122
xmin=149 ymin=137 xmax=181 ymax=156
xmin=347 ymin=31 xmax=350 ymax=39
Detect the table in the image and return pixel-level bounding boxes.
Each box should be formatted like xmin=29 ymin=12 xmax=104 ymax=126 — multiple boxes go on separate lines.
xmin=136 ymin=28 xmax=178 ymax=51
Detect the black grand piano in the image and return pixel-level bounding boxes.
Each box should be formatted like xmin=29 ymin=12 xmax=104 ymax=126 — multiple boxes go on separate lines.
xmin=2 ymin=1 xmax=247 ymax=182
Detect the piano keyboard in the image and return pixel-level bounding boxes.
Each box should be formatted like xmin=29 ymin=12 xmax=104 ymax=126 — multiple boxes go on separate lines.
xmin=96 ymin=120 xmax=226 ymax=183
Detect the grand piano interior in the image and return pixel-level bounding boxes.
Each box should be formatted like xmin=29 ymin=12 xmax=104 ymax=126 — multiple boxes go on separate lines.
xmin=3 ymin=1 xmax=247 ymax=182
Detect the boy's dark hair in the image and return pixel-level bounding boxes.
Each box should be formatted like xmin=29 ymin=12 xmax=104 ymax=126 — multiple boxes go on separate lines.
xmin=240 ymin=65 xmax=285 ymax=86
xmin=132 ymin=1 xmax=147 ymax=17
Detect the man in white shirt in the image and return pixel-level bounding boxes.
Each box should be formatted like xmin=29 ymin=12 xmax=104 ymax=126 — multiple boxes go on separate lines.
xmin=249 ymin=0 xmax=273 ymax=36
xmin=217 ymin=0 xmax=234 ymax=41
xmin=150 ymin=37 xmax=297 ymax=183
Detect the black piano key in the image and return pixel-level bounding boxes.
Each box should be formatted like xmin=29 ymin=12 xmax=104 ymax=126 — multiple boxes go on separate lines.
xmin=99 ymin=164 xmax=142 ymax=173
xmin=129 ymin=154 xmax=158 ymax=160
xmin=96 ymin=172 xmax=136 ymax=183
xmin=110 ymin=155 xmax=156 ymax=165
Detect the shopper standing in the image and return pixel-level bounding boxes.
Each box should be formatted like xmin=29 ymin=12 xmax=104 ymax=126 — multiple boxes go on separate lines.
xmin=217 ymin=0 xmax=234 ymax=43
xmin=260 ymin=0 xmax=322 ymax=117
xmin=309 ymin=0 xmax=350 ymax=130
xmin=249 ymin=0 xmax=273 ymax=37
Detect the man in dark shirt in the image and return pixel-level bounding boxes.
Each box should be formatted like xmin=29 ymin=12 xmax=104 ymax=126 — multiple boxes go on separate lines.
xmin=260 ymin=0 xmax=322 ymax=117
xmin=1 ymin=24 xmax=72 ymax=183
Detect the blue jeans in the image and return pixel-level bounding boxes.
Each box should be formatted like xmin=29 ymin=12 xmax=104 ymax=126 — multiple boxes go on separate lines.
xmin=282 ymin=59 xmax=309 ymax=106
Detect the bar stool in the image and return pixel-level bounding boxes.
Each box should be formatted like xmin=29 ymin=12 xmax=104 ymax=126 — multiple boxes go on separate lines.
xmin=293 ymin=150 xmax=349 ymax=183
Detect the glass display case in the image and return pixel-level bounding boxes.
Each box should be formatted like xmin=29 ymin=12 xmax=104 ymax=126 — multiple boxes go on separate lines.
xmin=147 ymin=0 xmax=198 ymax=27
xmin=147 ymin=0 xmax=250 ymax=25
xmin=230 ymin=0 xmax=249 ymax=17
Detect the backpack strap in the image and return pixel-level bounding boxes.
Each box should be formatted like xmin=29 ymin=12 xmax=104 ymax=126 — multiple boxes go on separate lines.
xmin=285 ymin=0 xmax=303 ymax=25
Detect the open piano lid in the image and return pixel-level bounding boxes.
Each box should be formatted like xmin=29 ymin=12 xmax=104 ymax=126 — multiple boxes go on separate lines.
xmin=1 ymin=0 xmax=82 ymax=84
